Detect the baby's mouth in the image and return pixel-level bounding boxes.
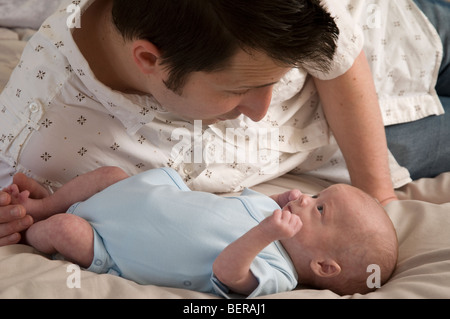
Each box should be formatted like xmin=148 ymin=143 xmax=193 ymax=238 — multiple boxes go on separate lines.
xmin=285 ymin=203 xmax=302 ymax=222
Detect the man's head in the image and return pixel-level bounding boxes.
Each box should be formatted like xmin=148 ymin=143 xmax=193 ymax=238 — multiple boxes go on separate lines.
xmin=110 ymin=0 xmax=340 ymax=123
xmin=112 ymin=0 xmax=339 ymax=94
xmin=281 ymin=184 xmax=398 ymax=295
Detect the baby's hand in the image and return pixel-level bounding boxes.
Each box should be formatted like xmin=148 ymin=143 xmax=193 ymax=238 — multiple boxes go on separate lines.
xmin=270 ymin=189 xmax=302 ymax=208
xmin=260 ymin=209 xmax=302 ymax=241
xmin=2 ymin=184 xmax=31 ymax=205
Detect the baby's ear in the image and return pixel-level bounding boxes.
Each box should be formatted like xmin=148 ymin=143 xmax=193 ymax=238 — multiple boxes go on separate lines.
xmin=310 ymin=259 xmax=341 ymax=278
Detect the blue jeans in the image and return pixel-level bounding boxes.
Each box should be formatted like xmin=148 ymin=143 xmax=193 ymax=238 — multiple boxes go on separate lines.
xmin=385 ymin=0 xmax=450 ymax=180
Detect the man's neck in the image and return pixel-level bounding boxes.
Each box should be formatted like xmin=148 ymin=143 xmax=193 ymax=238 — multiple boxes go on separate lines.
xmin=72 ymin=0 xmax=148 ymax=94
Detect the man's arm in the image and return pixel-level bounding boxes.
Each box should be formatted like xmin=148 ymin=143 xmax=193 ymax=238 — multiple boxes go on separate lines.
xmin=212 ymin=209 xmax=302 ymax=296
xmin=313 ymin=51 xmax=398 ymax=206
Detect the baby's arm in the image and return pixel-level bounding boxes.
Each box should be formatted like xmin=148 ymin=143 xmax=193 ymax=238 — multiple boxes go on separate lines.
xmin=212 ymin=209 xmax=302 ymax=296
xmin=6 ymin=166 xmax=129 ymax=221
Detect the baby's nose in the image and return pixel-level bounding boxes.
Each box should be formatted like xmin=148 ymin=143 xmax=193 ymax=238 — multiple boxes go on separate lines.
xmin=299 ymin=194 xmax=314 ymax=206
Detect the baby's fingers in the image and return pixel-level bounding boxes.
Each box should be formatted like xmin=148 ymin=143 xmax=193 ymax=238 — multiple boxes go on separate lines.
xmin=288 ymin=189 xmax=302 ymax=202
xmin=2 ymin=184 xmax=19 ymax=196
xmin=271 ymin=209 xmax=302 ymax=238
xmin=289 ymin=213 xmax=303 ymax=234
xmin=275 ymin=189 xmax=302 ymax=207
xmin=281 ymin=210 xmax=302 ymax=236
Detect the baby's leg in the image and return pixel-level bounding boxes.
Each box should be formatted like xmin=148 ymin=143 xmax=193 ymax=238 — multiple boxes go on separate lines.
xmin=25 ymin=214 xmax=94 ymax=268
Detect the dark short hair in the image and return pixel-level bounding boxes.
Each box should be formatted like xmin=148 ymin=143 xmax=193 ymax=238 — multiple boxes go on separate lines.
xmin=112 ymin=0 xmax=339 ymax=93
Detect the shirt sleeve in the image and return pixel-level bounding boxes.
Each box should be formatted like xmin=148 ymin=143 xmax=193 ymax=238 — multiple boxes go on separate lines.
xmin=211 ymin=253 xmax=298 ymax=298
xmin=247 ymin=255 xmax=298 ymax=298
xmin=303 ymin=0 xmax=364 ymax=80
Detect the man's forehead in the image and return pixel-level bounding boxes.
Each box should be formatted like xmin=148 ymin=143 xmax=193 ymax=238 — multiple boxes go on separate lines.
xmin=222 ymin=49 xmax=291 ymax=86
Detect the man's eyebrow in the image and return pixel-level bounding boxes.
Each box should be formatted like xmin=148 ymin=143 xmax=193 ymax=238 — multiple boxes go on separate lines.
xmin=236 ymin=81 xmax=278 ymax=90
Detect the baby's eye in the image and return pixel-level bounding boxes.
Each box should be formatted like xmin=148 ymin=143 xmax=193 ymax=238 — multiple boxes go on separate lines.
xmin=317 ymin=205 xmax=324 ymax=214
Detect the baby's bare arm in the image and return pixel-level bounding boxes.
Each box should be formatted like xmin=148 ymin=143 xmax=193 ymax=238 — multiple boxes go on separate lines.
xmin=40 ymin=166 xmax=129 ymax=213
xmin=6 ymin=166 xmax=129 ymax=221
xmin=212 ymin=209 xmax=302 ymax=296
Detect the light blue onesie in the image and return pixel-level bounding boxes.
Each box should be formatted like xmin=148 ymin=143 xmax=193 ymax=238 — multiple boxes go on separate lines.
xmin=67 ymin=167 xmax=298 ymax=298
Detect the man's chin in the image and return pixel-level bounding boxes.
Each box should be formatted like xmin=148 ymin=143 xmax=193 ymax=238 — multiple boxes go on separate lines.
xmin=187 ymin=116 xmax=240 ymax=125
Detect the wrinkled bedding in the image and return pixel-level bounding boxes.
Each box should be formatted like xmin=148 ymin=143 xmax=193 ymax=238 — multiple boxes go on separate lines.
xmin=1 ymin=7 xmax=449 ymax=299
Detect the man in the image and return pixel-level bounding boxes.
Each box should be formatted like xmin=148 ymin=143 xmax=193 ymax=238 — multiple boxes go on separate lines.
xmin=1 ymin=0 xmax=447 ymax=246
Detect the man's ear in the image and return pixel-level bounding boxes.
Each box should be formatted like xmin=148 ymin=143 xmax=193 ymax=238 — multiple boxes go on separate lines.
xmin=310 ymin=259 xmax=341 ymax=278
xmin=131 ymin=40 xmax=161 ymax=74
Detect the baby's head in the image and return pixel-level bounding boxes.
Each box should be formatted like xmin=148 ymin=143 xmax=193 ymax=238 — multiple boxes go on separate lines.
xmin=280 ymin=184 xmax=398 ymax=295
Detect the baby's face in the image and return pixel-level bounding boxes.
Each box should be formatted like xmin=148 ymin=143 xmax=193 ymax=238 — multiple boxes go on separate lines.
xmin=281 ymin=184 xmax=383 ymax=252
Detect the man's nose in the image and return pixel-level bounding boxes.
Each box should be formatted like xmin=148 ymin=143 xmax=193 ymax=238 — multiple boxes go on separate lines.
xmin=237 ymin=86 xmax=273 ymax=122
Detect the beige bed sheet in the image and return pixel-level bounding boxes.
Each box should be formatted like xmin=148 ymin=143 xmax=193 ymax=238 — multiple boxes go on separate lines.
xmin=0 ymin=172 xmax=449 ymax=299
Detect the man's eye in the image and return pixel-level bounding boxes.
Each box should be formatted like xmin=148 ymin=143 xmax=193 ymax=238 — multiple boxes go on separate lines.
xmin=230 ymin=89 xmax=250 ymax=96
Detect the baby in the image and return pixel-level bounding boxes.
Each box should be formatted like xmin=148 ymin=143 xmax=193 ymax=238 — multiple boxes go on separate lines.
xmin=4 ymin=167 xmax=398 ymax=297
